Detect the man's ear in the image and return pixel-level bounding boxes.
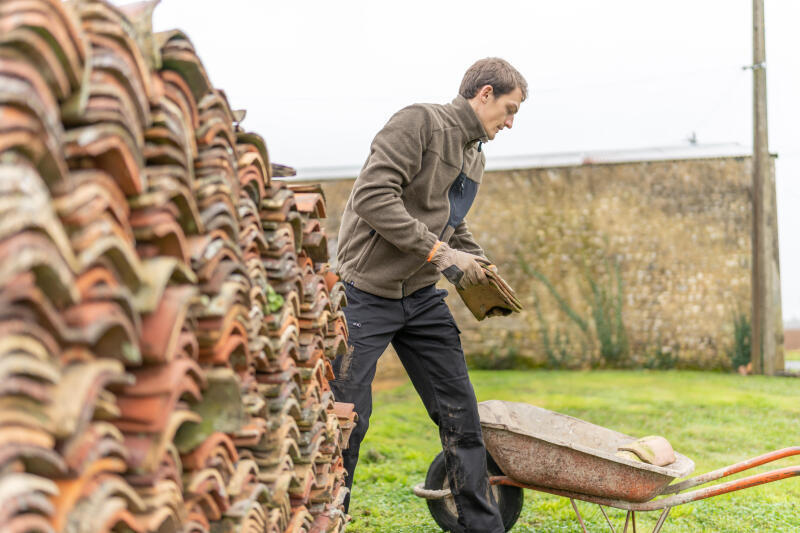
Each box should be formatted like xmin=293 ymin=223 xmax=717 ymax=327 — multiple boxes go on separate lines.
xmin=478 ymin=85 xmax=494 ymax=103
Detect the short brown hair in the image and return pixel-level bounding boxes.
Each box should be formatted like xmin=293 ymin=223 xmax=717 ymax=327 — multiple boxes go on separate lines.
xmin=459 ymin=57 xmax=528 ymax=101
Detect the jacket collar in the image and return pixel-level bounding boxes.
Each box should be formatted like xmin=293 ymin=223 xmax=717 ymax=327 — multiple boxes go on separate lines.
xmin=450 ymin=95 xmax=488 ymax=146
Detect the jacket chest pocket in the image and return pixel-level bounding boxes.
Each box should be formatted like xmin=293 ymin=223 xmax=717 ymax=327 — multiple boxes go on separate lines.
xmin=441 ymin=172 xmax=479 ymax=236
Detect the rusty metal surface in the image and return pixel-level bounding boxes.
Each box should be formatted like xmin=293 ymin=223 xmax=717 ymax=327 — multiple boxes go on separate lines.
xmin=492 ymin=462 xmax=800 ymax=513
xmin=474 ymin=401 xmax=800 ymax=533
xmin=479 ymin=400 xmax=695 ymax=502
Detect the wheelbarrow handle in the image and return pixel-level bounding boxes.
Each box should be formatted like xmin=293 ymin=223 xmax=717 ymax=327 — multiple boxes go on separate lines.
xmin=661 ymin=446 xmax=800 ymax=494
xmin=491 ymin=464 xmax=800 ymax=512
xmin=649 ymin=464 xmax=800 ymax=510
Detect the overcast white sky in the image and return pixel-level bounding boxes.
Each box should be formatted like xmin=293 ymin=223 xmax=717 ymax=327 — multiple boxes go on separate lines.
xmin=140 ymin=1 xmax=800 ymax=320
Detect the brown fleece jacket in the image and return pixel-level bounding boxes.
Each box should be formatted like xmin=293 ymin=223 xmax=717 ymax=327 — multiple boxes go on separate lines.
xmin=336 ymin=95 xmax=490 ymax=299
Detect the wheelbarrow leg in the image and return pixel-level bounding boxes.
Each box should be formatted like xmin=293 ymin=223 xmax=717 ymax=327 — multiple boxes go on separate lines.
xmin=570 ymin=502 xmax=669 ymax=533
xmin=652 ymin=507 xmax=671 ymax=533
xmin=598 ymin=505 xmax=616 ymax=533
xmin=571 ymin=500 xmax=622 ymax=532
xmin=622 ymin=510 xmax=636 ymax=533
xmin=570 ymin=499 xmax=589 ymax=533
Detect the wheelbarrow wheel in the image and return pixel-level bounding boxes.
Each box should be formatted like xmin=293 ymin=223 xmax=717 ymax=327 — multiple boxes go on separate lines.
xmin=424 ymin=450 xmax=523 ymax=532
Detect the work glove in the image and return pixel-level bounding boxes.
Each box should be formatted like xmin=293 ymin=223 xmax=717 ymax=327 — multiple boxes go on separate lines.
xmin=427 ymin=241 xmax=488 ymax=289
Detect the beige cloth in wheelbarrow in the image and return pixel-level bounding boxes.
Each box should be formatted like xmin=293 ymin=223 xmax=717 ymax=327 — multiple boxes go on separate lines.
xmin=617 ymin=436 xmax=677 ymax=467
xmin=456 ymin=266 xmax=522 ymax=321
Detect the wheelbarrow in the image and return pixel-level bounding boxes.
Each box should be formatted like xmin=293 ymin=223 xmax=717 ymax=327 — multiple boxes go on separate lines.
xmin=413 ymin=400 xmax=800 ymax=532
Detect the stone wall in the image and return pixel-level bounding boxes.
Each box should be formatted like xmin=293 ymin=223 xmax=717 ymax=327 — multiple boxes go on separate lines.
xmin=320 ymin=156 xmax=771 ymax=369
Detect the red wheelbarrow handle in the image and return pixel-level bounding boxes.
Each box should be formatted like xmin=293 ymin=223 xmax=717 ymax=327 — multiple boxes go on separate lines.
xmin=489 ymin=446 xmax=800 ymax=512
xmin=662 ymin=446 xmax=800 ymax=494
xmin=648 ymin=464 xmax=800 ymax=510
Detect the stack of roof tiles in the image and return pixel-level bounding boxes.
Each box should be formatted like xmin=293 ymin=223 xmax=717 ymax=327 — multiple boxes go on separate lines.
xmin=0 ymin=0 xmax=357 ymax=532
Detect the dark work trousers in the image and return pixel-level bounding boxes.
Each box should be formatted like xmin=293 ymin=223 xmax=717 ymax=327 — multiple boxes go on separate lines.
xmin=330 ymin=282 xmax=504 ymax=533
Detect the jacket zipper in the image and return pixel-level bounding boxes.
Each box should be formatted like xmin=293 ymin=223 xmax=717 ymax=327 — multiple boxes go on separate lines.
xmin=404 ymin=142 xmax=475 ymax=298
xmin=438 ymin=143 xmax=471 ymax=240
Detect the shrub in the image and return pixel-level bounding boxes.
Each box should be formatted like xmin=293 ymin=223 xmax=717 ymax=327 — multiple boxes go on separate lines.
xmin=728 ymin=310 xmax=751 ymax=370
xmin=518 ymin=251 xmax=629 ymax=368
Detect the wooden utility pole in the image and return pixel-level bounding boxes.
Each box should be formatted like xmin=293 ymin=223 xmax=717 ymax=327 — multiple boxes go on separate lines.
xmin=750 ymin=0 xmax=782 ymax=374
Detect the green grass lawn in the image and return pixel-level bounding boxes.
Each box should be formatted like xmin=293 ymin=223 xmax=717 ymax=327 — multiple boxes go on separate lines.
xmin=346 ymin=370 xmax=800 ymax=532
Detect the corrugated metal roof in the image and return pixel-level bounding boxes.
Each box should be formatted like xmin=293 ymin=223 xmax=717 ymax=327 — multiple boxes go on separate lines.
xmin=281 ymin=143 xmax=754 ymax=183
xmin=484 ymin=142 xmax=753 ymax=171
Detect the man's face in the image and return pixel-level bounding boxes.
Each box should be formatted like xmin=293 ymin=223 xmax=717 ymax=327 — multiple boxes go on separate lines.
xmin=473 ymin=86 xmax=523 ymax=140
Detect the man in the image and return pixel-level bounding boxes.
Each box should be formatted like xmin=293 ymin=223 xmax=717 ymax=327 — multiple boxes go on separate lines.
xmin=332 ymin=57 xmax=527 ymax=532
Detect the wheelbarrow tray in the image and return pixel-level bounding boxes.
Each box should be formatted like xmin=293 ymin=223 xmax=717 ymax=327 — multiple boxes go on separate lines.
xmin=478 ymin=400 xmax=695 ymax=503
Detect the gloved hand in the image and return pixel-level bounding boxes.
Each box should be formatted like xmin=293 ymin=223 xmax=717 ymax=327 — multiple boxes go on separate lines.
xmin=427 ymin=241 xmax=488 ymax=289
